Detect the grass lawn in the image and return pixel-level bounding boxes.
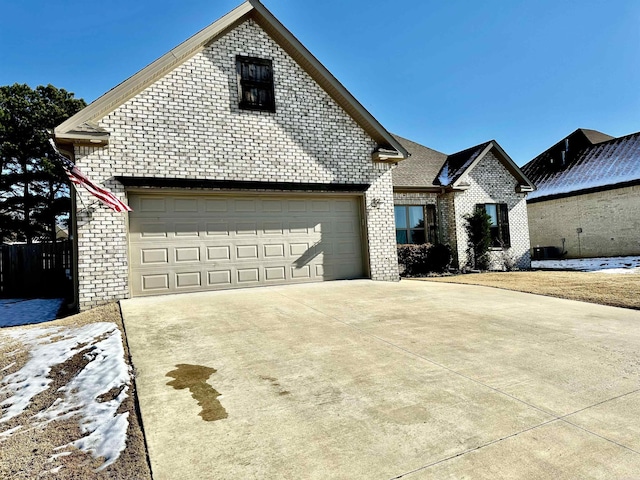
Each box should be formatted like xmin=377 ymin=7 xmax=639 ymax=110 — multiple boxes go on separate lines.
xmin=420 ymin=270 xmax=640 ymax=310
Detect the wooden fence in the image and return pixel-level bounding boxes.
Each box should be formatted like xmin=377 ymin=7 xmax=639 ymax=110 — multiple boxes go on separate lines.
xmin=0 ymin=241 xmax=72 ymax=298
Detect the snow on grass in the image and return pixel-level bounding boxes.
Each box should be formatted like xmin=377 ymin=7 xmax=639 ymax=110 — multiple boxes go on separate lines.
xmin=532 ymin=256 xmax=640 ymax=274
xmin=0 ymin=298 xmax=63 ymax=327
xmin=0 ymin=322 xmax=131 ymax=471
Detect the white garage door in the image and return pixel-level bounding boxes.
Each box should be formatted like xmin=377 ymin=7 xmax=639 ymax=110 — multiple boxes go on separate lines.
xmin=128 ymin=193 xmax=366 ymax=296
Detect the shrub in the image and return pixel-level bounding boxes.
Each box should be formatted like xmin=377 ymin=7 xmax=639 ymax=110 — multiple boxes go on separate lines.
xmin=427 ymin=243 xmax=452 ymax=273
xmin=463 ymin=209 xmax=492 ymax=270
xmin=397 ymin=243 xmax=452 ymax=276
xmin=397 ymin=244 xmax=431 ymax=276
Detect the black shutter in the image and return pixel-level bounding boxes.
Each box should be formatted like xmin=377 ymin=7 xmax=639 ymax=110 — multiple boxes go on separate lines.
xmin=426 ymin=204 xmax=437 ymax=243
xmin=499 ymin=204 xmax=511 ymax=247
xmin=236 ymin=56 xmax=275 ymax=111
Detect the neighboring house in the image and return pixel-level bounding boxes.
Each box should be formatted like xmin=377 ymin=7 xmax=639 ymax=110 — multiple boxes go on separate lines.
xmin=54 ymin=0 xmax=409 ymax=310
xmin=522 ymin=128 xmax=640 ymax=258
xmin=392 ymin=136 xmax=535 ymax=270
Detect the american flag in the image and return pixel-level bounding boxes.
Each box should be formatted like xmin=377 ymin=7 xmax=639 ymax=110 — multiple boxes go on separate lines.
xmin=48 ymin=139 xmax=132 ymax=213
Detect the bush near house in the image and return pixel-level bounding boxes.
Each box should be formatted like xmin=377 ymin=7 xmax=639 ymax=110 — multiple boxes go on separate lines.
xmin=463 ymin=209 xmax=492 ymax=270
xmin=397 ymin=243 xmax=452 ymax=276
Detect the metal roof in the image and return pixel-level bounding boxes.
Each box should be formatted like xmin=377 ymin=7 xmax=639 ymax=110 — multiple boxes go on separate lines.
xmin=523 ymin=129 xmax=640 ymax=201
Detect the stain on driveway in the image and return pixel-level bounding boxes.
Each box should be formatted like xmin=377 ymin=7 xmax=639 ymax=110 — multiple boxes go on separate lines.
xmin=166 ymin=364 xmax=227 ymax=422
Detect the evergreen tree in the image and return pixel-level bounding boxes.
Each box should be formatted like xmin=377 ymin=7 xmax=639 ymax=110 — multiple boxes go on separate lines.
xmin=0 ymin=84 xmax=85 ymax=243
xmin=463 ymin=208 xmax=492 ymax=270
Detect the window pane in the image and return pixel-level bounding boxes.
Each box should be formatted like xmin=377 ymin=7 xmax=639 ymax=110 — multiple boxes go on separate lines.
xmin=484 ymin=204 xmax=498 ymax=226
xmin=396 ymin=230 xmax=408 ymax=244
xmin=410 ymin=229 xmax=425 ymax=244
xmin=408 ymin=206 xmax=424 ymax=229
xmin=394 ymin=206 xmax=407 ymax=228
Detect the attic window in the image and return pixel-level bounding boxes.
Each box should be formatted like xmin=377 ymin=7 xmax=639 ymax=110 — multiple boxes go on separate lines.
xmin=236 ymin=56 xmax=275 ymax=112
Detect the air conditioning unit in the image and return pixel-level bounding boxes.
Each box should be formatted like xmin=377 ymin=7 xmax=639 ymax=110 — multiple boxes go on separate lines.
xmin=532 ymin=246 xmax=561 ymax=260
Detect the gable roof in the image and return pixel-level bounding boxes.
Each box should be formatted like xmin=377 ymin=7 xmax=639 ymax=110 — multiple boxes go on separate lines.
xmin=54 ymin=0 xmax=407 ymax=159
xmin=392 ymin=136 xmax=534 ymax=192
xmin=435 ymin=141 xmax=493 ymax=187
xmin=523 ymin=130 xmax=640 ymax=201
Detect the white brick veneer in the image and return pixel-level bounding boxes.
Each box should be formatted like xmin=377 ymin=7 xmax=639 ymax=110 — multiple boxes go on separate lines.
xmin=452 ymin=152 xmax=531 ymax=270
xmin=392 ymin=152 xmax=531 ymax=270
xmin=73 ymin=19 xmax=399 ymax=310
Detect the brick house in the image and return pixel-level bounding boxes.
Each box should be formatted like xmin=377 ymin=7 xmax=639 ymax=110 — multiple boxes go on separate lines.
xmin=54 ymin=0 xmax=409 ymax=310
xmin=392 ymin=136 xmax=535 ymax=270
xmin=522 ymin=128 xmax=640 ymax=258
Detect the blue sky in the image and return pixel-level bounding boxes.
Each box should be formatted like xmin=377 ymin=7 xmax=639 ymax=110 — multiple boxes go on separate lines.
xmin=1 ymin=0 xmax=638 ymax=165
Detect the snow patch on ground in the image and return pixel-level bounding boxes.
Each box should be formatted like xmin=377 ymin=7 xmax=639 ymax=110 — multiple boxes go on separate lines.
xmin=0 ymin=298 xmax=63 ymax=327
xmin=532 ymin=256 xmax=640 ymax=274
xmin=0 ymin=322 xmax=131 ymax=471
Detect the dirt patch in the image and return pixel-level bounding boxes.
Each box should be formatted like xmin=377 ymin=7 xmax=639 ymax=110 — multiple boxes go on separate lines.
xmin=0 ymin=303 xmax=152 ymax=480
xmin=166 ymin=364 xmax=227 ymax=422
xmin=419 ymin=271 xmax=640 ymax=310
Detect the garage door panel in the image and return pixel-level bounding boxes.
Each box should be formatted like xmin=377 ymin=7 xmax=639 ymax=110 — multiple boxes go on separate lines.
xmin=237 ymin=268 xmax=260 ymax=283
xmin=205 ymin=222 xmax=229 ymax=236
xmin=141 ymin=274 xmax=169 ymax=291
xmin=129 ymin=194 xmax=365 ymax=297
xmin=174 ymin=198 xmax=199 ymax=213
xmin=208 ymin=270 xmax=232 ymax=286
xmin=207 ymin=246 xmax=230 ymax=261
xmin=175 ymin=247 xmax=200 ymax=263
xmin=174 ymin=223 xmax=199 ymax=237
xmin=264 ymin=266 xmax=286 ymax=281
xmin=264 ymin=244 xmax=285 ymax=258
xmin=176 ymin=272 xmax=201 ymax=288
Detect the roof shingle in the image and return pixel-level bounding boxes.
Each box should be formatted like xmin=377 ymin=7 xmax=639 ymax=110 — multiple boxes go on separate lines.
xmin=391 ymin=135 xmax=447 ymax=188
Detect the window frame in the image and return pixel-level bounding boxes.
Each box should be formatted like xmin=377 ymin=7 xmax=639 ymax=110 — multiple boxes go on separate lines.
xmin=394 ymin=205 xmax=437 ymax=245
xmin=236 ymin=55 xmax=276 ymax=112
xmin=477 ymin=203 xmax=511 ymax=248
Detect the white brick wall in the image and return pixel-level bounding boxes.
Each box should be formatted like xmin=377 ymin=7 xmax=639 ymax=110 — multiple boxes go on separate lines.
xmin=73 ymin=19 xmax=398 ymax=310
xmin=391 ymin=154 xmax=531 ymax=271
xmin=452 ymin=151 xmax=531 ymax=270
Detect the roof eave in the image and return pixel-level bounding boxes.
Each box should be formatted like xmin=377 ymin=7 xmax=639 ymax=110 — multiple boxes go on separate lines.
xmin=372 ymin=150 xmax=406 ymax=162
xmin=55 ymin=131 xmax=110 ymax=145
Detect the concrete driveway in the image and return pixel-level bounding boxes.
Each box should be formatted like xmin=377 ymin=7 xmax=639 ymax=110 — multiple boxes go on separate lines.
xmin=121 ymin=280 xmax=640 ymax=479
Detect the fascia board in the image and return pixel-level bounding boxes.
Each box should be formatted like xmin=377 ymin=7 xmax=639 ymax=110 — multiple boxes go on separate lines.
xmin=491 ymin=142 xmax=536 ymax=190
